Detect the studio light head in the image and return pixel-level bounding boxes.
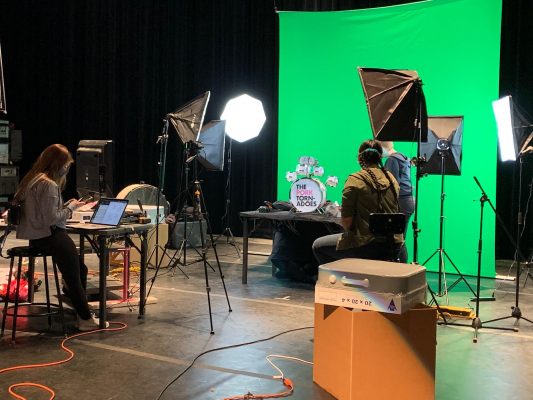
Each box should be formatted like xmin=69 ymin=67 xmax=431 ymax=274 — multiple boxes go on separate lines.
xmin=437 ymin=139 xmax=450 ymax=151
xmin=420 ymin=116 xmax=463 ymax=176
xmin=221 ymin=94 xmax=266 ymax=143
xmin=167 ymin=91 xmax=211 ymax=145
xmin=197 ymin=120 xmax=226 ymax=171
xmin=358 ymin=67 xmax=428 ymax=142
xmin=492 ymin=95 xmax=533 ymax=162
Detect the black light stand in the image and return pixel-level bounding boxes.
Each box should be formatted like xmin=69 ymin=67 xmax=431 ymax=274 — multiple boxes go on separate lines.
xmin=483 ymin=156 xmax=533 ymax=328
xmin=213 ymin=138 xmax=241 ymax=257
xmin=517 ymin=156 xmax=533 ymax=287
xmin=421 ymin=149 xmax=476 ymax=299
xmin=0 ymin=42 xmax=6 ymax=114
xmin=166 ymin=142 xmax=212 ymax=271
xmin=424 ymin=177 xmax=516 ymax=342
xmin=147 ymin=92 xmax=210 ymax=296
xmin=357 ymin=67 xmax=428 ymax=263
xmin=153 ymin=118 xmax=168 ymax=272
xmin=157 ymin=144 xmax=232 ymax=334
xmin=418 ymin=117 xmax=478 ymax=301
xmin=147 ymin=117 xmax=189 ymax=299
xmin=411 ymin=82 xmax=424 ymax=263
xmin=189 ymin=158 xmax=232 ymax=334
xmin=166 ymin=119 xmax=227 ymax=271
xmin=465 ymin=176 xmax=517 ymax=342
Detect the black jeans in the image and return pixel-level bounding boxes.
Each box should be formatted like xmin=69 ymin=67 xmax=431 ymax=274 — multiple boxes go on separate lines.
xmin=30 ymin=227 xmax=91 ymax=320
xmin=399 ymin=195 xmax=415 ymax=235
xmin=312 ymin=233 xmax=407 ymax=265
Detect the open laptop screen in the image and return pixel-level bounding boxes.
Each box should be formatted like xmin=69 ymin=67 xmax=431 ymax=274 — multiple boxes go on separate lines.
xmin=90 ymin=198 xmax=128 ymax=226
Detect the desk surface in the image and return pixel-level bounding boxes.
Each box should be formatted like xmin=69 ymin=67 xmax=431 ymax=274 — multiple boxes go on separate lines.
xmin=0 ymin=222 xmax=154 ymax=235
xmin=66 ymin=223 xmax=154 ymax=235
xmin=240 ymin=210 xmax=340 ymax=225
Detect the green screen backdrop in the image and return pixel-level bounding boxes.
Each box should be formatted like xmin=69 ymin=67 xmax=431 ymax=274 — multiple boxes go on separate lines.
xmin=278 ymin=0 xmax=502 ymax=276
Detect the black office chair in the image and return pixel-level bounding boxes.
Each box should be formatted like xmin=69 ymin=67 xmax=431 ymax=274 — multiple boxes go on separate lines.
xmin=369 ymin=213 xmax=406 ymax=262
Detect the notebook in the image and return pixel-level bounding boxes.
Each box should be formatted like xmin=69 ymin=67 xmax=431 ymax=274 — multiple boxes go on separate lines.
xmin=67 ymin=198 xmax=129 ymax=230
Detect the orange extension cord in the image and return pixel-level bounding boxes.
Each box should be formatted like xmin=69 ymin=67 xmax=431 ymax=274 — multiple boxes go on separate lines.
xmin=0 ymin=321 xmax=127 ymax=400
xmin=223 ymin=378 xmax=294 ymax=400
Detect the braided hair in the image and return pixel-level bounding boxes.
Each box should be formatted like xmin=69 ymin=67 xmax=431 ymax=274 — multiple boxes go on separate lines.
xmin=357 ymin=139 xmax=399 ymax=206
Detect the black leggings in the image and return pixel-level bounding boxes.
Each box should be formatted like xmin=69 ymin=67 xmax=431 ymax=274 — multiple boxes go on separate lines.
xmin=30 ymin=228 xmax=91 ymax=320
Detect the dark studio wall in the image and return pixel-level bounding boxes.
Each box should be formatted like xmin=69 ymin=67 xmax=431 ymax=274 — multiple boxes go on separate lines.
xmin=0 ymin=0 xmax=279 ymax=235
xmin=0 ymin=0 xmax=531 ymax=259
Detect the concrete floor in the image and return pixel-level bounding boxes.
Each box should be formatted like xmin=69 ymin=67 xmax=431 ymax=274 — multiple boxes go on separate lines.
xmin=1 ymin=234 xmax=533 ymax=400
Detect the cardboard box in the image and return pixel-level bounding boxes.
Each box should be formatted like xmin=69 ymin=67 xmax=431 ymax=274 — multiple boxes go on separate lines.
xmin=313 ymin=303 xmax=436 ymax=400
xmin=129 ymin=223 xmax=174 ymax=268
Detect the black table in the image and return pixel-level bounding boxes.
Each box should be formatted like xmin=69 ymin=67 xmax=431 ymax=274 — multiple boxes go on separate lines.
xmin=70 ymin=224 xmax=153 ymax=328
xmin=239 ymin=211 xmax=340 ymax=284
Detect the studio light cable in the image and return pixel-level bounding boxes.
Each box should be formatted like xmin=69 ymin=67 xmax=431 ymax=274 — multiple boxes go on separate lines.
xmin=155 ymin=326 xmax=313 ymax=400
xmin=223 ymin=354 xmax=313 ymax=400
xmin=0 ymin=321 xmax=127 ymax=400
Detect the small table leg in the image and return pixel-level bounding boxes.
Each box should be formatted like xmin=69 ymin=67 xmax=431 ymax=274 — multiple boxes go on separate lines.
xmin=242 ymin=217 xmax=249 ymax=284
xmin=98 ymin=236 xmax=108 ymax=328
xmin=139 ymin=230 xmax=147 ymax=318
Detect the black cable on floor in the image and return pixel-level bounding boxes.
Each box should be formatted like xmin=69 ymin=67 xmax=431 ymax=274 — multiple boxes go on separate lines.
xmin=155 ymin=326 xmax=314 ymax=400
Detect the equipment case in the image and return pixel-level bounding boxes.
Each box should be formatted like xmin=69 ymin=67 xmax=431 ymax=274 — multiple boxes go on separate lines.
xmin=315 ymin=258 xmax=427 ymax=314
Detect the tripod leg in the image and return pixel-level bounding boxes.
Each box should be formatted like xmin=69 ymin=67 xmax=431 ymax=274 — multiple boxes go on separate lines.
xmin=195 ymin=211 xmax=214 ymax=334
xmin=209 ymin=234 xmax=232 ymax=312
xmin=443 ymin=250 xmax=477 ymax=297
xmin=225 ymin=227 xmax=241 ymax=258
xmin=167 ymin=240 xmax=190 ymax=278
xmin=198 ymin=182 xmax=232 ymax=313
xmin=472 ymin=317 xmax=482 ymax=343
xmin=426 ymin=285 xmax=449 ymax=324
xmin=526 ymin=271 xmax=533 ymax=287
xmin=205 ymin=260 xmax=216 ymax=273
xmin=439 ymin=250 xmax=449 ymax=302
xmin=201 ymin=253 xmax=214 ymax=335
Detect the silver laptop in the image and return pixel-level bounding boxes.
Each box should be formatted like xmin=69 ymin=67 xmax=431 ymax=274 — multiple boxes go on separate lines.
xmin=67 ymin=198 xmax=129 ymax=230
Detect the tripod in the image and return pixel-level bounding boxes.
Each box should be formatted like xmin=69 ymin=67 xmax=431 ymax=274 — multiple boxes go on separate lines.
xmin=156 ymin=145 xmax=232 ymax=333
xmin=425 ymin=179 xmax=515 ymax=342
xmin=191 ymin=159 xmax=232 ymax=334
xmin=213 ymin=138 xmax=241 ymax=257
xmin=146 ymin=118 xmax=189 ymax=297
xmin=411 ymin=82 xmax=424 ymax=263
xmin=146 ymin=118 xmax=187 ymax=275
xmin=167 ymin=143 xmax=214 ymax=271
xmin=467 ymin=178 xmax=517 ymax=341
xmin=483 ymin=156 xmax=533 ymax=328
xmin=422 ymin=151 xmax=476 ymax=300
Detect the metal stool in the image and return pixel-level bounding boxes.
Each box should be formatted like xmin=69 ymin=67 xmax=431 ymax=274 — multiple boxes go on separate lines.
xmin=1 ymin=246 xmax=66 ymax=342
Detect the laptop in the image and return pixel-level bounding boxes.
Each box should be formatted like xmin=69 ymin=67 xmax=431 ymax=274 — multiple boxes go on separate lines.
xmin=67 ymin=198 xmax=129 ymax=230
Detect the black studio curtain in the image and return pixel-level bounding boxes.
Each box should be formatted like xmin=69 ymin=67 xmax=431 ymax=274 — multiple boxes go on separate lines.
xmin=0 ymin=0 xmax=531 ymax=257
xmin=0 ymin=0 xmax=279 ymax=234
